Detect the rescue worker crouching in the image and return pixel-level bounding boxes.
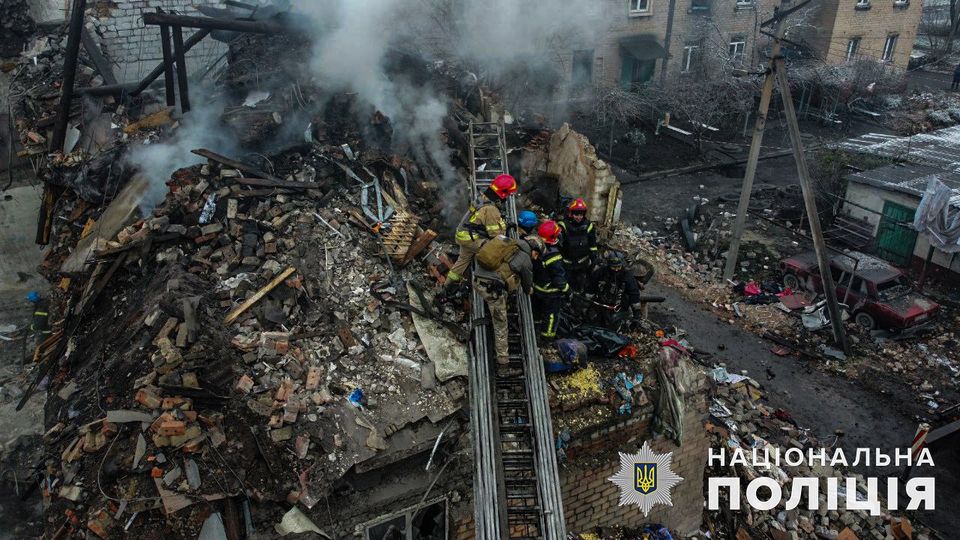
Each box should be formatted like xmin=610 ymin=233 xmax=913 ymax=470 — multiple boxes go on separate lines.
xmin=532 ymin=220 xmax=569 ymax=340
xmin=445 ymin=174 xmax=518 ymax=291
xmin=558 ymin=198 xmax=598 ymax=293
xmin=473 ymin=235 xmax=541 ymax=365
xmin=584 ymin=251 xmax=644 ymax=325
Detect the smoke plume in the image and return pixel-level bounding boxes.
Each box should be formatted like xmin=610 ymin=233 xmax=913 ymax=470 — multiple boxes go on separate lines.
xmin=126 ymin=101 xmax=237 ymax=213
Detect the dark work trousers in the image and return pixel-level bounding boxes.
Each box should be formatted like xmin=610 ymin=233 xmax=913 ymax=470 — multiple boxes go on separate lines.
xmin=565 ymin=261 xmax=592 ymax=293
xmin=532 ymin=292 xmax=563 ymax=339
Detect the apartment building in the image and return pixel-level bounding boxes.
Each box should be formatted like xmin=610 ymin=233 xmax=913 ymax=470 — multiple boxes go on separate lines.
xmin=562 ymin=0 xmax=922 ymax=89
xmin=788 ymin=0 xmax=922 ymax=69
xmin=559 ymin=0 xmax=674 ymax=90
xmin=666 ymin=0 xmax=781 ymax=79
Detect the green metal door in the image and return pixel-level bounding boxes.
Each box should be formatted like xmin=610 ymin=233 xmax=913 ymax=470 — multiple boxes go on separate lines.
xmin=875 ymin=201 xmax=917 ymax=267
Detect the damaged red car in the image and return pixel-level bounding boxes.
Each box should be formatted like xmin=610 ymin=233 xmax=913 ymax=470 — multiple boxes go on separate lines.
xmin=779 ymin=251 xmax=939 ymax=331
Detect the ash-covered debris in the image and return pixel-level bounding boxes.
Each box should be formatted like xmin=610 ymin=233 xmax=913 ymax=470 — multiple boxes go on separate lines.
xmin=4 ymin=9 xmax=502 ymax=533
xmin=30 ymin=135 xmax=473 ymax=535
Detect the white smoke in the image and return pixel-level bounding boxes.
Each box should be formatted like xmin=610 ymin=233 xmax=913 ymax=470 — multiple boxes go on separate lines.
xmin=294 ymin=0 xmax=601 ymax=183
xmin=126 ymin=101 xmax=236 ymax=213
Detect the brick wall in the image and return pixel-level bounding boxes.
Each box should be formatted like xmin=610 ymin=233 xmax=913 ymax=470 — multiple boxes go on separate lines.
xmin=84 ymin=0 xmax=226 ymax=83
xmin=666 ymin=0 xmax=780 ymax=81
xmin=804 ymin=0 xmax=922 ymax=70
xmin=454 ymin=372 xmax=712 ymax=539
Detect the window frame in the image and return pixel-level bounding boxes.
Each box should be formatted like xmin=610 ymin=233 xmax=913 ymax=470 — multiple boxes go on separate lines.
xmin=728 ymin=39 xmax=746 ymax=64
xmin=681 ymin=44 xmax=700 ymax=73
xmin=845 ymin=37 xmax=861 ymax=61
xmin=362 ymin=498 xmax=449 ymax=540
xmin=691 ymin=0 xmax=711 ymax=12
xmin=572 ymin=49 xmax=595 ymax=87
xmin=629 ymin=0 xmax=652 ymax=15
xmin=882 ymin=34 xmax=898 ymax=61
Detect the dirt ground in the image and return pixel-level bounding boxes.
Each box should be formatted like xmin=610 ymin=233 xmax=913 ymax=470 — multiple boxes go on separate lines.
xmin=645 ymin=279 xmax=960 ymax=534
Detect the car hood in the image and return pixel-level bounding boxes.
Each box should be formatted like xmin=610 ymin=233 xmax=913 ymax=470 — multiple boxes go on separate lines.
xmin=884 ymin=293 xmax=939 ymax=318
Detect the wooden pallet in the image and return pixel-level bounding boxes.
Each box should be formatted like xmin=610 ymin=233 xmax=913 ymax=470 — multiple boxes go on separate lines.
xmin=381 ymin=211 xmax=419 ymax=262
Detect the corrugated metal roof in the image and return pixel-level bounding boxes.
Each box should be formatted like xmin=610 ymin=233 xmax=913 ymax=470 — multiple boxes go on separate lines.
xmin=840 ymin=127 xmax=960 ymax=207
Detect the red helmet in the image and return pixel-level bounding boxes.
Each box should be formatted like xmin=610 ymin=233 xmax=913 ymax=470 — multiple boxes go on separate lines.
xmin=490 ymin=174 xmax=518 ymax=200
xmin=538 ymin=220 xmax=561 ymax=246
xmin=567 ymin=197 xmax=587 ymax=217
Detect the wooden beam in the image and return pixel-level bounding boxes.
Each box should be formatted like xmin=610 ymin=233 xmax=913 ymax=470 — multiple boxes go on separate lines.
xmin=50 ymin=0 xmax=86 ymax=153
xmin=774 ymin=58 xmax=848 ymax=353
xmin=142 ymin=12 xmax=287 ymax=34
xmin=171 ymin=25 xmax=190 ymax=113
xmin=224 ymin=267 xmax=296 ymax=325
xmin=234 ymin=177 xmax=325 ymax=190
xmin=192 ymin=149 xmax=285 ymax=183
xmin=401 ymin=229 xmax=438 ymax=266
xmin=158 ymin=21 xmax=176 ymax=107
xmin=722 ymin=16 xmax=785 ymax=281
xmin=80 ymin=27 xmax=118 ymax=86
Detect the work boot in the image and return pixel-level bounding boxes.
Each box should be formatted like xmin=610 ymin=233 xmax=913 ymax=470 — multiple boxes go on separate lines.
xmin=434 ymin=279 xmax=460 ymax=308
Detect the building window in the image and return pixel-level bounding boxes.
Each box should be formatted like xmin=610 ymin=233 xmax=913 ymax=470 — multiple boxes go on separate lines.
xmin=363 ymin=499 xmax=448 ymax=540
xmin=630 ymin=0 xmax=651 ymax=14
xmin=729 ymin=40 xmax=745 ymax=64
xmin=855 ymin=0 xmax=871 ymax=9
xmin=572 ymin=49 xmax=594 ymax=87
xmin=691 ymin=0 xmax=710 ymax=11
xmin=882 ymin=34 xmax=898 ymax=61
xmin=846 ymin=37 xmax=861 ymax=61
xmin=681 ymin=44 xmax=700 ymax=73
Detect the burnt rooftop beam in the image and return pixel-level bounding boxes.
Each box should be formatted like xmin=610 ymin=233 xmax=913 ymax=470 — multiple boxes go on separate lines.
xmin=142 ymin=12 xmax=287 ymax=34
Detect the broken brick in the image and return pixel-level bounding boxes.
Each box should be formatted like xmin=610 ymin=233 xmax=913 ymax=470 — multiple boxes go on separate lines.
xmin=157 ymin=421 xmax=186 ymax=437
xmin=305 ymin=367 xmax=322 ymax=390
xmin=136 ymin=388 xmax=162 ymax=410
xmin=236 ymin=374 xmax=255 ymax=393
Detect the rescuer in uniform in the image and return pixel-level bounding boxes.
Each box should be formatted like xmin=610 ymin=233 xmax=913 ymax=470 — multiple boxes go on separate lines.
xmin=444 ymin=174 xmax=518 ymax=291
xmin=584 ymin=251 xmax=644 ymax=325
xmin=473 ymin=235 xmax=541 ymax=365
xmin=558 ymin=197 xmax=598 ymax=293
xmin=532 ymin=220 xmax=568 ymax=340
xmin=517 ymin=209 xmax=539 ymax=236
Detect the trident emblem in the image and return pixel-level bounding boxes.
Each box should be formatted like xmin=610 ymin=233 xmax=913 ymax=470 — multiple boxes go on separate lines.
xmin=634 ymin=463 xmax=657 ymax=494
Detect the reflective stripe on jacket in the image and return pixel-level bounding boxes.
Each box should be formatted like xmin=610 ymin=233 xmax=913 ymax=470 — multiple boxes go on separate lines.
xmin=456 ymin=197 xmax=505 ymax=241
xmin=559 ymin=219 xmax=597 ymax=264
xmin=533 ymin=248 xmax=569 ymax=294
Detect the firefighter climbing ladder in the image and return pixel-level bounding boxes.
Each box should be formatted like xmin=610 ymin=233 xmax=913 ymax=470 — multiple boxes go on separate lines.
xmin=466 ymin=121 xmax=566 ymax=540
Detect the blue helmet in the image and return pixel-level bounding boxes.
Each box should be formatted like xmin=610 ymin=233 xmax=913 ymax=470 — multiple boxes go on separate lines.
xmin=26 ymin=291 xmax=41 ymax=303
xmin=518 ymin=210 xmax=538 ymax=230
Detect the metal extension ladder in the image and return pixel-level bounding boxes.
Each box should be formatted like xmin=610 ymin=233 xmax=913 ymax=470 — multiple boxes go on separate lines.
xmin=466 ymin=121 xmax=566 ymax=540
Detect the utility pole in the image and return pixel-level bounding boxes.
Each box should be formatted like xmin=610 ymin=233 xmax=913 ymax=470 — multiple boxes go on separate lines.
xmin=775 ymin=57 xmax=847 ymax=351
xmin=722 ymin=0 xmax=847 ymax=351
xmin=722 ymin=14 xmax=786 ymax=281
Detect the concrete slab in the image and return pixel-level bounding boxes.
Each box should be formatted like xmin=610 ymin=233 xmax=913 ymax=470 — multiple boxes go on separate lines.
xmin=0 ymin=185 xmax=46 ymax=293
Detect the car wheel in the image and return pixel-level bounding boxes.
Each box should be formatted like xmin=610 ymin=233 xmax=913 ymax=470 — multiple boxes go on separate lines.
xmin=854 ymin=312 xmax=875 ymax=331
xmin=782 ymin=273 xmax=800 ymax=291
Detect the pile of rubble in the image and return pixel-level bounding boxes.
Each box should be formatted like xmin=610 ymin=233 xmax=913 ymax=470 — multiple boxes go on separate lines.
xmin=29 ymin=130 xmax=476 ymax=536
xmin=608 ymin=226 xmax=960 ymax=418
xmin=701 ymin=367 xmax=933 ymax=540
